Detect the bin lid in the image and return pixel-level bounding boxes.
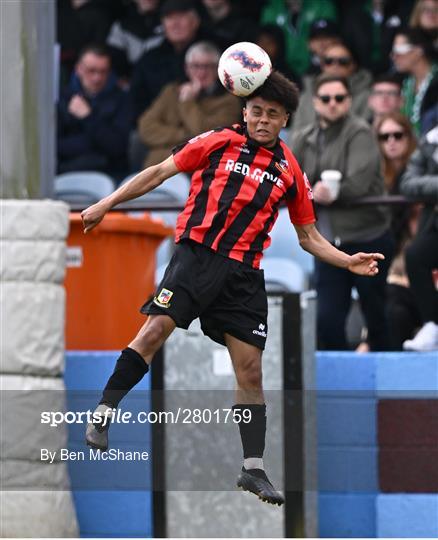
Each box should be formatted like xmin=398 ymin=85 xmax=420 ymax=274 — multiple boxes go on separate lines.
xmin=70 ymin=212 xmax=173 ymax=238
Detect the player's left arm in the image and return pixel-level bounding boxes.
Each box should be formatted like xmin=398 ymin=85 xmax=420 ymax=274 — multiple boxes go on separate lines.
xmin=293 ymin=222 xmax=384 ymax=276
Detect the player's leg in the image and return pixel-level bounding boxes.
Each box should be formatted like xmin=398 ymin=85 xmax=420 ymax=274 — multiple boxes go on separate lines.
xmin=225 ymin=333 xmax=284 ymax=505
xmin=86 ymin=314 xmax=175 ymax=450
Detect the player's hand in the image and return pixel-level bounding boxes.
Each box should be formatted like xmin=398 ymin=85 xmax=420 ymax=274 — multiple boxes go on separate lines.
xmin=68 ymin=95 xmax=92 ymax=119
xmin=347 ymin=252 xmax=385 ymax=276
xmin=81 ymin=201 xmax=108 ymax=233
xmin=312 ymin=181 xmax=335 ymax=205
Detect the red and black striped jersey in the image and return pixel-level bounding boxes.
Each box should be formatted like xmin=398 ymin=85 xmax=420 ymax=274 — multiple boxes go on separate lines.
xmin=172 ymin=124 xmax=315 ymax=269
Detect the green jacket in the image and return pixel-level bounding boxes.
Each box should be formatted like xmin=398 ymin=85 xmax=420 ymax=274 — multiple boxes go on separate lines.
xmin=290 ymin=113 xmax=390 ymax=244
xmin=261 ymin=0 xmax=337 ymax=76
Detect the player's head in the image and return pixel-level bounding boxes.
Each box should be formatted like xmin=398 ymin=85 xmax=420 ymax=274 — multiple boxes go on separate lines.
xmin=243 ymin=71 xmax=299 ymax=147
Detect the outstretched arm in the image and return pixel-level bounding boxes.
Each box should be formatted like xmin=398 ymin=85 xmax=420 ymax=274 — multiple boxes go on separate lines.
xmin=293 ymin=223 xmax=384 ymax=276
xmin=81 ymin=155 xmax=179 ymax=233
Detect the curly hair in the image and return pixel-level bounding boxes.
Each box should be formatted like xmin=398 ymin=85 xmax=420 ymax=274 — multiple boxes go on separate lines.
xmin=246 ymin=70 xmax=300 ymax=113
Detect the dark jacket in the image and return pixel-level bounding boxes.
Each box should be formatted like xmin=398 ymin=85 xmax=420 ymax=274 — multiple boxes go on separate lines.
xmin=57 ymin=73 xmax=132 ymax=175
xmin=336 ymin=0 xmax=414 ymax=75
xmin=200 ymin=6 xmax=259 ymax=50
xmin=291 ymin=113 xmax=390 ymax=244
xmin=400 ymin=126 xmax=438 ymax=233
xmin=106 ymin=2 xmax=164 ymax=78
xmin=129 ymin=31 xmax=211 ymax=122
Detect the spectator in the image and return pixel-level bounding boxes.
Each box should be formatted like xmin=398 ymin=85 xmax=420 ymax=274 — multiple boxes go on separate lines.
xmin=200 ymin=0 xmax=259 ymax=49
xmin=106 ymin=0 xmax=164 ymax=83
xmin=368 ymin=73 xmax=404 ymax=130
xmin=57 ymin=45 xmax=131 ymax=178
xmin=392 ymin=28 xmax=438 ymax=135
xmin=377 ymin=112 xmax=418 ymax=197
xmin=337 ymin=0 xmax=414 ymax=75
xmin=290 ymin=74 xmax=393 ymax=351
xmin=137 ymin=41 xmax=241 ymax=167
xmin=307 ymin=18 xmax=342 ymax=75
xmin=401 ymin=125 xmax=438 ymax=351
xmin=291 ymin=41 xmax=373 ymax=131
xmin=421 ymin=102 xmax=438 ymax=132
xmin=375 ymin=112 xmax=421 ymax=349
xmin=260 ymin=0 xmax=338 ymax=77
xmin=409 ymin=0 xmax=438 ymax=43
xmin=57 ymin=0 xmax=113 ymax=86
xmin=130 ymin=0 xmax=206 ymax=122
xmin=255 ymin=24 xmax=301 ymax=87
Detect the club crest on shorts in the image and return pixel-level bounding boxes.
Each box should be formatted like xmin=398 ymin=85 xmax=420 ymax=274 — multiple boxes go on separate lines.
xmin=154 ymin=287 xmax=173 ymax=308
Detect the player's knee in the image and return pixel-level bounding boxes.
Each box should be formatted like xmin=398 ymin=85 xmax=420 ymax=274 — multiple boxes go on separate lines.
xmin=235 ymin=356 xmax=262 ymax=389
xmin=136 ymin=319 xmax=168 ymax=354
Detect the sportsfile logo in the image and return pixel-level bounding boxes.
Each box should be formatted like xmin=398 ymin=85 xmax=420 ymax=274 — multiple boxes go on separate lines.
xmin=225 ymin=159 xmax=284 ymax=188
xmin=252 ymin=323 xmax=267 ymax=338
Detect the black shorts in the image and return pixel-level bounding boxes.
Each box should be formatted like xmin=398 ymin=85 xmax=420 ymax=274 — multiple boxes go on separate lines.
xmin=141 ymin=240 xmax=268 ymax=349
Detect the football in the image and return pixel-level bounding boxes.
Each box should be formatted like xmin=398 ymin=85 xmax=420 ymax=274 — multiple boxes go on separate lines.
xmin=217 ymin=42 xmax=272 ymax=97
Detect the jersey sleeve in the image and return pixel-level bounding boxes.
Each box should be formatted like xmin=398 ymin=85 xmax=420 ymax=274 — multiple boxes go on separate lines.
xmin=172 ymin=129 xmax=227 ymax=173
xmin=286 ymin=162 xmax=316 ymax=225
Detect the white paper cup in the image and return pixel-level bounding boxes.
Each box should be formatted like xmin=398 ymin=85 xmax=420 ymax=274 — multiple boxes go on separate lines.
xmin=321 ymin=170 xmax=342 ymax=199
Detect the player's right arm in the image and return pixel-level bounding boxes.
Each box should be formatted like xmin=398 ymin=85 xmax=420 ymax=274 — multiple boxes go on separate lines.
xmin=81 ymin=155 xmax=179 ymax=233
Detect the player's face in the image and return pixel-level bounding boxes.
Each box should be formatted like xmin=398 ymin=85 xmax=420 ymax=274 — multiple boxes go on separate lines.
xmin=243 ymin=97 xmax=289 ymax=147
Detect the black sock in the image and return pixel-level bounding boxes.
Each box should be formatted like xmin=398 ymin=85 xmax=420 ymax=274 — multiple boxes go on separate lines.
xmin=233 ymin=403 xmax=266 ymax=458
xmin=100 ymin=347 xmax=149 ymax=408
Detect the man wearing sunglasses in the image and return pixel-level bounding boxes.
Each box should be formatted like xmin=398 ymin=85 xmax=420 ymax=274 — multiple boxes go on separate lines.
xmin=291 ymin=41 xmax=372 ymax=131
xmin=290 ymin=73 xmax=394 ymax=352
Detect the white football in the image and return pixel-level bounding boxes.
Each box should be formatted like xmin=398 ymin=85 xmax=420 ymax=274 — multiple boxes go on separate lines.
xmin=218 ymin=42 xmax=272 ymax=97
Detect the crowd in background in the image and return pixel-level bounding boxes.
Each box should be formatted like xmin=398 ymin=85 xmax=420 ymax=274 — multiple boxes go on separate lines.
xmin=56 ymin=0 xmax=438 ymax=353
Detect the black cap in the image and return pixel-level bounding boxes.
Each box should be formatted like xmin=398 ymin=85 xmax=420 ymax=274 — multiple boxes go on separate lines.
xmin=161 ymin=0 xmax=197 ymax=17
xmin=309 ymin=19 xmax=340 ymax=40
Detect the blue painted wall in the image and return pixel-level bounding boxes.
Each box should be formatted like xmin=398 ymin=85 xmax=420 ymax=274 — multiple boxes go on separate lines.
xmin=317 ymin=351 xmax=438 ymax=539
xmin=64 ymin=351 xmax=438 ymax=538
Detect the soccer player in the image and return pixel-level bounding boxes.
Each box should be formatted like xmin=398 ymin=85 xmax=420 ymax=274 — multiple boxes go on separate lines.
xmin=81 ymin=71 xmax=384 ymax=506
